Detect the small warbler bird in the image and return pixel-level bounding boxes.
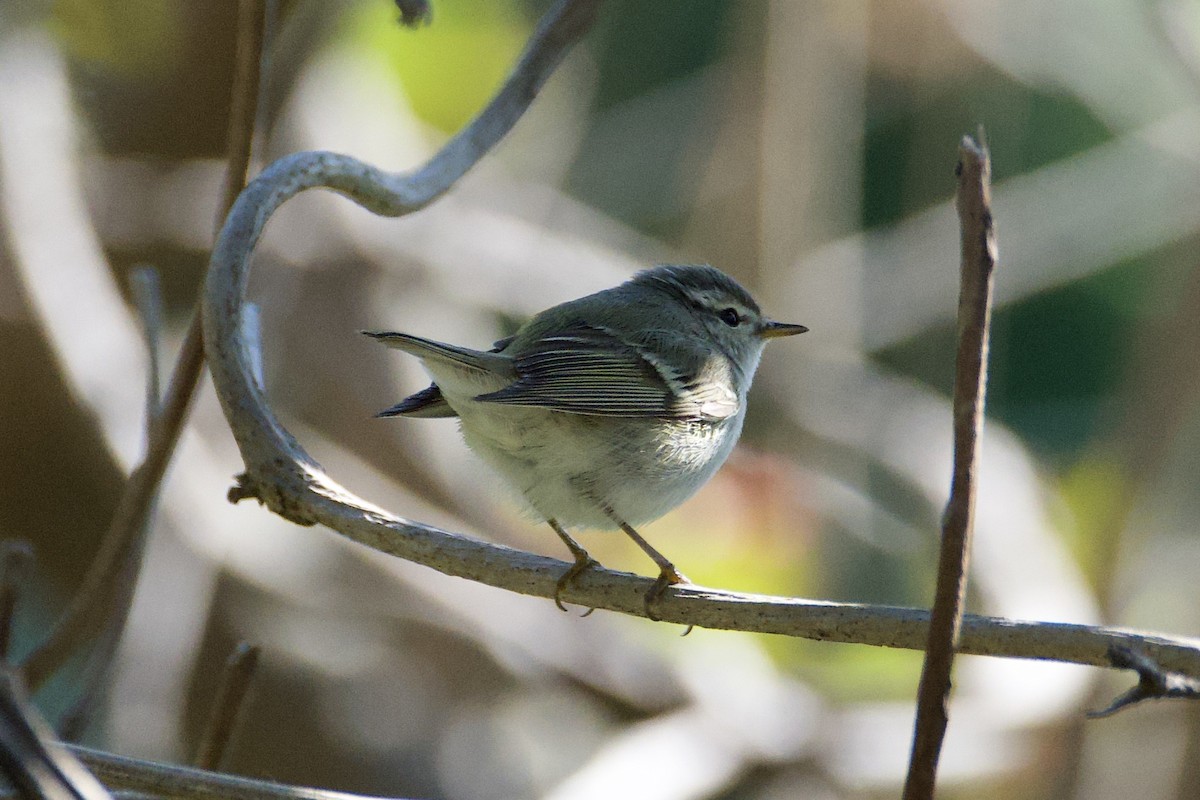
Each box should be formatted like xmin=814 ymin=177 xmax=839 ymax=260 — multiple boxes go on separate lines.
xmin=365 ymin=264 xmax=806 ymax=618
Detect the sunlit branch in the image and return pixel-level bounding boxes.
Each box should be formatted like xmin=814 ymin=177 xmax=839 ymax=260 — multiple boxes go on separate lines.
xmin=904 ymin=132 xmax=997 ymax=800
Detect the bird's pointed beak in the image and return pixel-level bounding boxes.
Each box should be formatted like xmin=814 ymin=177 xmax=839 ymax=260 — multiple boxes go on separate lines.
xmin=758 ymin=320 xmax=809 ymax=339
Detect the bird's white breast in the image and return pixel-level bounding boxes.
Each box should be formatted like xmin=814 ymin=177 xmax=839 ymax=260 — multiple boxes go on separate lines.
xmin=448 ymin=390 xmax=742 ymax=530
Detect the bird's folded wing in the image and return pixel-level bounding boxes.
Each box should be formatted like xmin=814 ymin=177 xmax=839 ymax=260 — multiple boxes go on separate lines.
xmin=475 ymin=324 xmax=738 ymax=421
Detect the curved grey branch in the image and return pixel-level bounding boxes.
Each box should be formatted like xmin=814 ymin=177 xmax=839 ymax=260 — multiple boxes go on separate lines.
xmin=201 ymin=0 xmax=1200 ymax=682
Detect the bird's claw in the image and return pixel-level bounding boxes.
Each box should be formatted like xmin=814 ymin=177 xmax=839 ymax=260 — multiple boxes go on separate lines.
xmin=555 ymin=554 xmax=600 ymax=612
xmin=643 ymin=567 xmax=690 ymax=625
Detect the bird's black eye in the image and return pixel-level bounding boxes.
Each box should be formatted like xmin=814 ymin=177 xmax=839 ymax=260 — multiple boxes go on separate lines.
xmin=718 ymin=307 xmax=740 ymax=327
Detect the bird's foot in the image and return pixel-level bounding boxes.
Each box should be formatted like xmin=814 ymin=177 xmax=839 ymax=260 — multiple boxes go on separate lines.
xmin=644 ymin=566 xmax=691 ymax=631
xmin=555 ymin=553 xmax=600 ymax=613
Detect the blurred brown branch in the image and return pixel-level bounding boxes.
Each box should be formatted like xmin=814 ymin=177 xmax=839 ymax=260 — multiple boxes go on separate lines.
xmin=904 ymin=133 xmax=997 ymax=800
xmin=76 ymin=744 xmax=409 ymax=800
xmin=193 ymin=643 xmax=260 ymax=772
xmin=20 ymin=0 xmax=269 ymax=692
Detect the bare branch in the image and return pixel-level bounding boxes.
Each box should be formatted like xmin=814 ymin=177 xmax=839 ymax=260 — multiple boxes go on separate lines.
xmin=76 ymin=744 xmax=416 ymax=800
xmin=21 ymin=0 xmax=270 ymax=691
xmin=217 ymin=0 xmax=269 ymax=237
xmin=903 ymin=134 xmax=997 ymax=799
xmin=0 ymin=667 xmax=112 ymax=800
xmin=193 ymin=643 xmax=261 ymax=771
xmin=1089 ymin=645 xmax=1200 ymax=718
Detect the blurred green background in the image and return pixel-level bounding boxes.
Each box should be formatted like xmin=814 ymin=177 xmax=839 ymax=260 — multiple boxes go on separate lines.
xmin=3 ymin=0 xmax=1200 ymax=798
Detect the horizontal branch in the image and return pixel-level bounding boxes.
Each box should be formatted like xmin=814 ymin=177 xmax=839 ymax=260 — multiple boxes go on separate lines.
xmin=222 ymin=474 xmax=1200 ymax=677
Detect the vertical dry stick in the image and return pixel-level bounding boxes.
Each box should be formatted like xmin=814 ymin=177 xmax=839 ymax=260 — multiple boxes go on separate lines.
xmin=21 ymin=0 xmax=268 ymax=691
xmin=902 ymin=134 xmax=997 ymax=800
xmin=193 ymin=643 xmax=260 ymax=771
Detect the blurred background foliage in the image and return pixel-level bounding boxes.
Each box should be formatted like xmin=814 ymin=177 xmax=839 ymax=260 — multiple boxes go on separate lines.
xmin=3 ymin=0 xmax=1200 ymax=798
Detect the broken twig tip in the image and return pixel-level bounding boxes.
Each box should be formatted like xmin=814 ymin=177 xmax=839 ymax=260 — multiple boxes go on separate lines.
xmin=1088 ymin=644 xmax=1200 ymax=718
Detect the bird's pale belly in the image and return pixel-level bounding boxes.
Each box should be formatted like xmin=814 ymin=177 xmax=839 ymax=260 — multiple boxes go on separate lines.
xmin=454 ymin=399 xmax=743 ymax=530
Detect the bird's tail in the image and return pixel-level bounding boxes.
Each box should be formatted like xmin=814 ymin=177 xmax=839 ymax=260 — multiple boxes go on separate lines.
xmin=362 ymin=330 xmax=509 ymax=375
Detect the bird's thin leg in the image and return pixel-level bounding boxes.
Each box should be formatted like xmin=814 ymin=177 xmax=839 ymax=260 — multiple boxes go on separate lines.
xmin=604 ymin=508 xmax=690 ymax=623
xmin=547 ymin=519 xmax=599 ymax=613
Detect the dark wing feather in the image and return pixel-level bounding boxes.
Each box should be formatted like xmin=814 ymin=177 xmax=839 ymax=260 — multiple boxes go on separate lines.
xmin=377 ymin=384 xmax=458 ymax=418
xmin=474 ymin=324 xmax=738 ymax=421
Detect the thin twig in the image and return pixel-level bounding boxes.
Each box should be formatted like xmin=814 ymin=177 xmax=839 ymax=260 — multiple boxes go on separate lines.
xmin=128 ymin=267 xmax=164 ymax=425
xmin=0 ymin=667 xmax=112 ymax=800
xmin=254 ymin=0 xmax=280 ymax=148
xmin=75 ymin=744 xmax=412 ymax=800
xmin=20 ymin=0 xmax=269 ymax=691
xmin=903 ymin=133 xmax=997 ymax=800
xmin=217 ymin=0 xmax=269 ymax=236
xmin=193 ymin=643 xmax=260 ymax=771
xmin=54 ymin=268 xmax=163 ymax=739
xmin=1088 ymin=644 xmax=1200 ymax=718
